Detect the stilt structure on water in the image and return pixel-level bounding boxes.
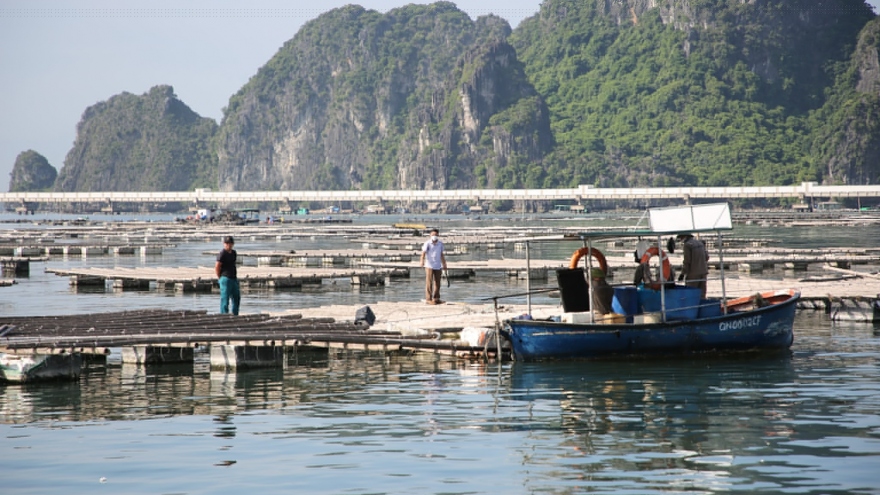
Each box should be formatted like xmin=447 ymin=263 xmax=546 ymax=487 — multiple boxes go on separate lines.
xmin=0 ymin=309 xmax=508 ymax=383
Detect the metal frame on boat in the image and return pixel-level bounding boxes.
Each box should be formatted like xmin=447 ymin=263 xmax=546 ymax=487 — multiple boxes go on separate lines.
xmin=498 ymin=203 xmax=800 ymax=360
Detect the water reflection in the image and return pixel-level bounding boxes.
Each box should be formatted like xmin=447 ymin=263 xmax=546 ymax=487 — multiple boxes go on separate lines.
xmin=4 ymin=215 xmax=880 ymax=493
xmin=0 ymin=350 xmax=481 ymax=425
xmin=504 ymin=346 xmax=879 ymax=494
xmin=509 ymin=355 xmax=796 ymax=452
xmin=1 ymin=331 xmax=878 ymax=494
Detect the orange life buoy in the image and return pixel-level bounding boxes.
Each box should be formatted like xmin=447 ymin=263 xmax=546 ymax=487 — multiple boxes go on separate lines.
xmin=639 ymin=246 xmax=672 ymax=289
xmin=569 ymin=247 xmax=608 ymax=273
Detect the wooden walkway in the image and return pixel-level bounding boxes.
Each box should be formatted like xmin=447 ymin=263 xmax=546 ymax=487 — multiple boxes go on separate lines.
xmin=0 ymin=308 xmax=504 ymax=359
xmin=364 ymin=251 xmax=880 ymax=281
xmin=0 ymin=244 xmax=164 ymax=257
xmin=215 ymin=248 xmax=421 ymax=266
xmin=37 ymin=247 xmax=880 ymax=293
xmin=45 ymin=265 xmax=406 ymax=290
xmin=2 ymin=288 xmax=878 ymax=361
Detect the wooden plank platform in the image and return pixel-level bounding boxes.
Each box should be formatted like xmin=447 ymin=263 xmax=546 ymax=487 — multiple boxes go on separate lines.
xmin=209 ymin=249 xmax=421 ymax=267
xmin=364 ymin=250 xmax=880 ymax=281
xmin=0 ymin=308 xmax=508 ymax=360
xmin=45 ymin=266 xmax=404 ymax=290
xmin=0 ymin=245 xmax=167 ymax=257
xmin=356 ymin=234 xmax=512 ymax=252
xmin=363 ymin=259 xmax=568 ymax=279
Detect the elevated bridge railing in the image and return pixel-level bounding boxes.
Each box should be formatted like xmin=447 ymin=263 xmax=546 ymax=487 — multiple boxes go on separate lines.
xmin=3 ymin=182 xmax=880 ymax=210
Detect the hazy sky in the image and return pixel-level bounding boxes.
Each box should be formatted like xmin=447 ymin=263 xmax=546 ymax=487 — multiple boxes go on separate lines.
xmin=1 ymin=0 xmax=878 ymax=192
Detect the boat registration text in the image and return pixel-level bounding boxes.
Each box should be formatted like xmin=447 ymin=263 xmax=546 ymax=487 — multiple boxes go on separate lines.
xmin=719 ymin=315 xmax=761 ymax=332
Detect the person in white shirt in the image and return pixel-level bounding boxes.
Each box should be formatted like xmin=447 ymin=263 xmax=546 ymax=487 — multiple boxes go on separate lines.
xmin=419 ymin=228 xmax=447 ymax=304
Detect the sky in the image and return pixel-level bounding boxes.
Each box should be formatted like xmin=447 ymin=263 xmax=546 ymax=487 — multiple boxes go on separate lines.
xmin=1 ymin=0 xmax=878 ymax=192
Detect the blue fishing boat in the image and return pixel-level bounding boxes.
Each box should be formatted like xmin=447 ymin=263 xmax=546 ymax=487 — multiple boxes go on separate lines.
xmin=499 ymin=203 xmax=800 ymax=361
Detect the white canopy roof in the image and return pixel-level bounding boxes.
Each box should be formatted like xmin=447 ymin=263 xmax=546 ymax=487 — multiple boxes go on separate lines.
xmin=648 ymin=203 xmax=732 ymax=234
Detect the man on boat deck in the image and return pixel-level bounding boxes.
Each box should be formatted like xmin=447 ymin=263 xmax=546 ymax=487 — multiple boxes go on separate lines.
xmin=632 ymin=241 xmax=676 ymax=288
xmin=632 ymin=239 xmax=652 ymax=286
xmin=419 ymin=228 xmax=447 ymax=305
xmin=215 ymin=235 xmax=240 ymax=315
xmin=590 ymin=268 xmax=615 ymax=315
xmin=678 ymin=233 xmax=709 ymax=298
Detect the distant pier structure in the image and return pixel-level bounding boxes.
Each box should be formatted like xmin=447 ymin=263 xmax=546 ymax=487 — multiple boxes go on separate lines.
xmin=3 ymin=182 xmax=880 ymax=213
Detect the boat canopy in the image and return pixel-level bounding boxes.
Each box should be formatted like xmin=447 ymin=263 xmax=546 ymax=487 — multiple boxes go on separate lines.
xmin=503 ymin=203 xmax=733 ymax=243
xmin=647 ymin=203 xmax=732 ymax=234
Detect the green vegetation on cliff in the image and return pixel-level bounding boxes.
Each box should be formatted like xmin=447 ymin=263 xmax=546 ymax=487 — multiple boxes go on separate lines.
xmin=217 ymin=2 xmax=551 ymax=191
xmin=55 ymin=85 xmax=218 ymax=192
xmin=510 ymin=0 xmax=876 ymax=188
xmin=809 ymin=16 xmax=880 ymax=185
xmin=8 ymin=150 xmax=57 ymax=192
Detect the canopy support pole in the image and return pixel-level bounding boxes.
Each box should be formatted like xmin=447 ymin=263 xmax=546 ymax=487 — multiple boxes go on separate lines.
xmin=717 ymin=231 xmax=728 ymax=313
xmin=526 ymin=240 xmax=532 ymax=316
xmin=657 ymin=234 xmax=667 ymax=322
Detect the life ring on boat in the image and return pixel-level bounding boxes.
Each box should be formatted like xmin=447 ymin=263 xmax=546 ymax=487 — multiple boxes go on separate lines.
xmin=639 ymin=246 xmax=672 ymax=289
xmin=569 ymin=247 xmax=608 ymax=273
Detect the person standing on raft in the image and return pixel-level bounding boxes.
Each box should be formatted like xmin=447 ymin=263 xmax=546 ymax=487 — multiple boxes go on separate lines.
xmin=215 ymin=235 xmax=240 ymax=315
xmin=419 ymin=228 xmax=447 ymax=305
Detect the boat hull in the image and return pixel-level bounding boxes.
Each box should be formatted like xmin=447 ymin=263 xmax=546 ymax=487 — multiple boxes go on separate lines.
xmin=502 ymin=292 xmax=799 ymax=361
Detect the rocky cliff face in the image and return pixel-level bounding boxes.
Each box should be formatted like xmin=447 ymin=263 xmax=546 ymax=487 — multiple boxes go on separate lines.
xmin=820 ymin=17 xmax=880 ymax=185
xmin=8 ymin=150 xmax=57 ymax=192
xmin=33 ymin=0 xmax=878 ymax=193
xmin=603 ymin=0 xmax=713 ymax=30
xmin=216 ymin=3 xmax=552 ymax=191
xmin=55 ymin=85 xmax=218 ymax=192
xmin=396 ymin=40 xmax=553 ymax=190
xmin=856 ymin=17 xmax=880 ymax=95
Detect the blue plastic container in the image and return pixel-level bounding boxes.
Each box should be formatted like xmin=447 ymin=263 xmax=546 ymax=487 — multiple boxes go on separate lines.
xmin=638 ymin=287 xmax=702 ymax=320
xmin=612 ymin=286 xmax=641 ymax=316
xmin=697 ymin=298 xmax=722 ymax=318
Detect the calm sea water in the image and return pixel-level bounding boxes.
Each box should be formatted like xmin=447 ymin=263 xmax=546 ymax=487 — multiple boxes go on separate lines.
xmin=2 ymin=212 xmax=880 ymax=494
